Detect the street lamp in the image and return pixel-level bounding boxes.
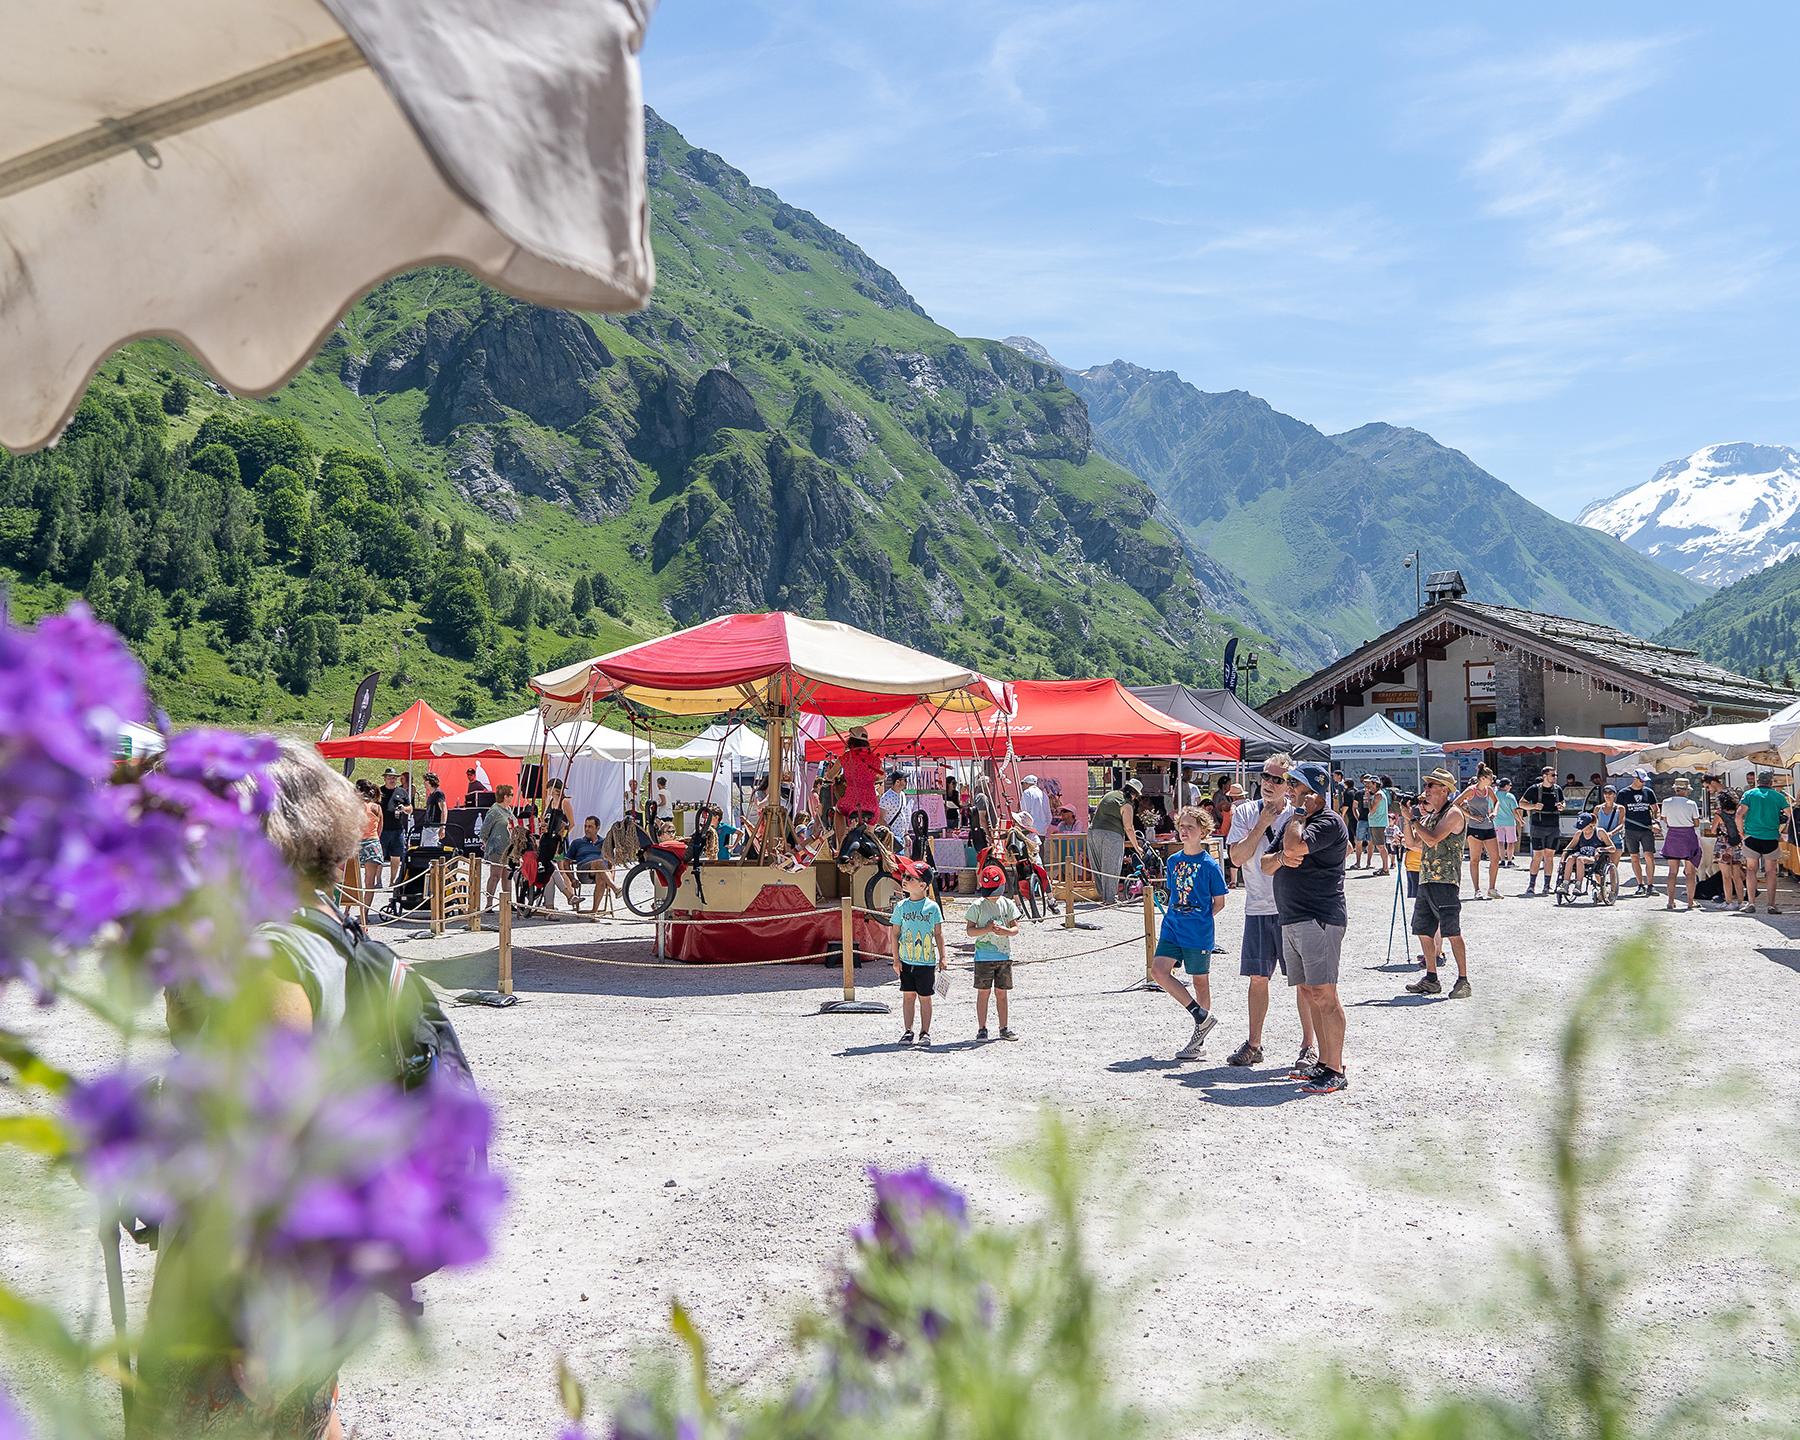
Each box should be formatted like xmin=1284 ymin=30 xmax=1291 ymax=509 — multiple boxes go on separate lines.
xmin=1402 ymin=551 xmax=1422 ymax=613
xmin=1243 ymin=650 xmax=1260 ymax=706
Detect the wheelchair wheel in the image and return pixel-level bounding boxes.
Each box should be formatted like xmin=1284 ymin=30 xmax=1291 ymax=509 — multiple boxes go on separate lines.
xmin=1554 ymin=882 xmax=1567 ymax=906
xmin=864 ymin=867 xmax=901 ymax=917
xmin=622 ymin=860 xmax=676 ymax=918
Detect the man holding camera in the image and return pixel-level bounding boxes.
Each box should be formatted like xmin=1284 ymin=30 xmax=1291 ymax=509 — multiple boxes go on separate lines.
xmin=1401 ymin=767 xmax=1472 ymax=998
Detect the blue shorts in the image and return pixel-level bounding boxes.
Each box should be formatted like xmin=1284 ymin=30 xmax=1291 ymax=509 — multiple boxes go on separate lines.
xmin=1239 ymin=913 xmax=1283 ymax=978
xmin=1155 ymin=938 xmax=1212 ymax=975
xmin=1355 ymin=821 xmax=1370 ymax=842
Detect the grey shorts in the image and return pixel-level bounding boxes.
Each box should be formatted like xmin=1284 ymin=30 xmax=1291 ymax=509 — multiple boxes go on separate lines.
xmin=1621 ymin=829 xmax=1654 ymax=854
xmin=1282 ymin=920 xmax=1344 ymax=988
xmin=972 ymin=959 xmax=1013 ymax=990
xmin=1412 ymin=881 xmax=1462 ymax=939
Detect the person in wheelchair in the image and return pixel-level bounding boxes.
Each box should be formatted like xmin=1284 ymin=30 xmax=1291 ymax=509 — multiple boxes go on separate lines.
xmin=1557 ymin=812 xmax=1616 ymax=895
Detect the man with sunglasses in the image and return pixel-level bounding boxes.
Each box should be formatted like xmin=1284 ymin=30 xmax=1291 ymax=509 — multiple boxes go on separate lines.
xmin=1225 ymin=752 xmax=1319 ymax=1071
xmin=1264 ymin=762 xmax=1350 ymax=1094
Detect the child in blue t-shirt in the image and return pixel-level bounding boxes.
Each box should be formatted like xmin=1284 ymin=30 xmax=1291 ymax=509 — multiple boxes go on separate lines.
xmin=890 ymin=861 xmax=946 ymax=1047
xmin=1151 ymin=807 xmax=1230 ymax=1061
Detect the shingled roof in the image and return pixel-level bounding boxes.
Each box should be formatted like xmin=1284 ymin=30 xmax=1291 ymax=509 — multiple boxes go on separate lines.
xmin=1265 ymin=600 xmax=1795 ymax=720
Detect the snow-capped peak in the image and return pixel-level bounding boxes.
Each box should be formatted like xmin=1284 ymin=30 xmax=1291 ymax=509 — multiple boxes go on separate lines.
xmin=1576 ymin=442 xmax=1800 ymax=588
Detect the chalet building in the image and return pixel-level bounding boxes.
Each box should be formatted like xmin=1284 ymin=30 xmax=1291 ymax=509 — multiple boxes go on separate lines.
xmin=1263 ymin=576 xmax=1794 ymax=745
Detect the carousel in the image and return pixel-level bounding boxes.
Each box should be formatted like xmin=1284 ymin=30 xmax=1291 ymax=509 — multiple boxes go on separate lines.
xmin=529 ymin=611 xmax=1005 ymax=964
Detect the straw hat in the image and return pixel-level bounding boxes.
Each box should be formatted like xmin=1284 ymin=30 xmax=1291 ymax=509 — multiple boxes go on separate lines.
xmin=1224 ymin=783 xmax=1246 ymax=800
xmin=1423 ymin=766 xmax=1458 ymax=790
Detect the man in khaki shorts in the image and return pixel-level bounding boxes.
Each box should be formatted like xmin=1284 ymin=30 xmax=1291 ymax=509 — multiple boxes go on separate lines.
xmin=1266 ymin=762 xmax=1350 ymax=1095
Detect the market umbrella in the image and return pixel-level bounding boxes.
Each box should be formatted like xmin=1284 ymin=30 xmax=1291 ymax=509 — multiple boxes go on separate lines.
xmin=1668 ymin=700 xmax=1800 ymax=765
xmin=1 ymin=0 xmax=655 ymax=453
xmin=531 ymin=612 xmax=1007 ymax=718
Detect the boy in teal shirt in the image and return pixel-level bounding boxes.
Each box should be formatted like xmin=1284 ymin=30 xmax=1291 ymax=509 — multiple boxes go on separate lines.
xmin=890 ymin=859 xmax=946 ymax=1046
xmin=965 ymin=860 xmax=1022 ymax=1042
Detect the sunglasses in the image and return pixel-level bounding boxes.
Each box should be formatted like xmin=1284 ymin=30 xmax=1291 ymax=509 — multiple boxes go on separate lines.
xmin=1259 ymin=772 xmax=1284 ymax=782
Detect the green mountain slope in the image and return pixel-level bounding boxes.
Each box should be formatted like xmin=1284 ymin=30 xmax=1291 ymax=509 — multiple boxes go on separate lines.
xmin=0 ymin=111 xmax=1295 ymax=731
xmin=1058 ymin=359 xmax=1707 ymax=663
xmin=1655 ymin=552 xmax=1800 ymax=682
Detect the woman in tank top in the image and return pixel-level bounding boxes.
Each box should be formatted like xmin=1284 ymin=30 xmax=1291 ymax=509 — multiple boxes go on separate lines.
xmin=1457 ymin=767 xmax=1501 ymax=900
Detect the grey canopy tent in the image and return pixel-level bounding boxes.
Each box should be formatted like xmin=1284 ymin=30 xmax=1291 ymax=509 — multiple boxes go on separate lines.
xmin=1326 ymin=713 xmax=1446 ymax=791
xmin=1130 ymin=684 xmax=1328 ymax=764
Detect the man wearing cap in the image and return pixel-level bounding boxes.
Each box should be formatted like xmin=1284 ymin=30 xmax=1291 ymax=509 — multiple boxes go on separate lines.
xmin=1264 ymin=762 xmax=1350 ymax=1094
xmin=1400 ymin=767 xmax=1471 ymax=998
xmin=1019 ymin=772 xmax=1051 ymax=839
xmin=1614 ymin=768 xmax=1659 ymax=896
xmin=1226 ymin=751 xmax=1319 ymax=1070
xmin=377 ymin=766 xmax=411 ymax=892
xmin=1519 ymin=765 xmax=1566 ymax=897
xmin=1087 ymin=776 xmax=1141 ymax=905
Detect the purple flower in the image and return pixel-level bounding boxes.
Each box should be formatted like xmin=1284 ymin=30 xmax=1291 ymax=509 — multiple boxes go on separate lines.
xmin=66 ymin=1030 xmax=505 ymax=1370
xmin=0 ymin=606 xmax=289 ymax=996
xmin=606 ymin=1402 xmax=702 ymax=1440
xmin=855 ymin=1164 xmax=968 ymax=1255
xmin=0 ymin=1382 xmax=26 ymax=1440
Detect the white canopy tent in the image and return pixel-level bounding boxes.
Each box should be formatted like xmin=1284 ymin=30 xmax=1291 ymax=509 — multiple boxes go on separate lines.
xmin=1669 ymin=699 xmax=1800 ymax=767
xmin=2 ymin=0 xmax=654 ymax=453
xmin=1326 ymin=713 xmax=1447 ymax=790
xmin=117 ymin=720 xmax=166 ymax=759
xmin=663 ymin=721 xmax=769 ymax=774
xmin=429 ymin=710 xmax=659 ymax=764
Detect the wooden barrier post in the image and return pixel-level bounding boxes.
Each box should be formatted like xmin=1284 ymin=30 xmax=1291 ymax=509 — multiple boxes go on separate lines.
xmin=497 ymin=879 xmax=513 ymax=996
xmin=1063 ymin=868 xmax=1076 ymax=930
xmin=468 ymin=856 xmax=483 ymax=933
xmin=840 ymin=896 xmax=856 ymax=1001
xmin=429 ymin=857 xmax=445 ymax=937
xmin=1141 ymin=884 xmax=1156 ymax=987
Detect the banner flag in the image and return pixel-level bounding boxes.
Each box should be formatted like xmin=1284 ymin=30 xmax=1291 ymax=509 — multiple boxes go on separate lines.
xmin=342 ymin=671 xmax=380 ymax=777
xmin=1222 ymin=637 xmax=1240 ymax=695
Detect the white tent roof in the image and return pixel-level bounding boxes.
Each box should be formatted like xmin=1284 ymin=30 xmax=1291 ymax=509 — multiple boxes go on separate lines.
xmin=664 ymin=721 xmax=769 ymax=768
xmin=1670 ymin=699 xmax=1800 ymax=764
xmin=430 ymin=710 xmax=660 ymax=763
xmin=1326 ymin=713 xmax=1445 ymax=756
xmin=117 ymin=720 xmax=166 ymax=758
xmin=2 ymin=0 xmax=654 ymax=452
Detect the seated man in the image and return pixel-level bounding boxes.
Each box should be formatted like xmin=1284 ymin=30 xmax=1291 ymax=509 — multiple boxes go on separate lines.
xmin=562 ymin=815 xmax=619 ymax=915
xmin=1558 ymin=812 xmax=1615 ymax=892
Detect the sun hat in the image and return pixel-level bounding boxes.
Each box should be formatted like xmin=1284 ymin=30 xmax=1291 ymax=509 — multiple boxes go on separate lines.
xmin=1423 ymin=766 xmax=1458 ymax=789
xmin=1225 ymin=783 xmax=1246 ymax=800
xmin=1288 ymin=762 xmax=1332 ymax=795
xmin=848 ymin=725 xmax=869 ymax=743
xmin=977 ymin=860 xmax=1007 ymax=891
xmin=1011 ymin=809 xmax=1037 ymax=832
xmin=1672 ymin=775 xmax=1692 ymax=790
xmin=382 ymin=766 xmax=399 ymax=777
xmin=1123 ymin=777 xmax=1144 ymax=794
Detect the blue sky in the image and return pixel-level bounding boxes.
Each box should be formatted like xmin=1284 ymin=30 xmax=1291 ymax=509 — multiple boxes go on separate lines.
xmin=641 ymin=2 xmax=1799 ymax=518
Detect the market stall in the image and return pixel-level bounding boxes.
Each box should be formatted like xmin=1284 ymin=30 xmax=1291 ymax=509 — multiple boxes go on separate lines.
xmin=1444 ymin=733 xmax=1649 ymax=801
xmin=1131 ymin=683 xmax=1328 ymax=764
xmin=1326 ymin=713 xmax=1445 ymax=791
xmin=530 ymin=612 xmax=1004 ymax=963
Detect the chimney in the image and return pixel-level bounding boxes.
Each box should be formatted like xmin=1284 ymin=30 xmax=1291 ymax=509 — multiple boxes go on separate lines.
xmin=1424 ymin=570 xmax=1466 ymax=605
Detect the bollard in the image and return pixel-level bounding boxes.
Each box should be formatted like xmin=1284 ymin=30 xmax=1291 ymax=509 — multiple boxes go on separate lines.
xmin=468 ymin=856 xmax=483 ymax=933
xmin=429 ymin=857 xmax=445 ymax=937
xmin=497 ymin=879 xmax=513 ymax=996
xmin=1141 ymin=884 xmax=1156 ymax=987
xmin=1063 ymin=867 xmax=1076 ymax=930
xmin=840 ymin=896 xmax=855 ymax=1002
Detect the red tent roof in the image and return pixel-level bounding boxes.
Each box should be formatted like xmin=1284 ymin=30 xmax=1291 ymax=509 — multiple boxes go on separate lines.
xmin=812 ymin=678 xmax=1240 ymax=761
xmin=531 ymin=612 xmax=1005 ymax=717
xmin=317 ymin=699 xmax=464 ymax=761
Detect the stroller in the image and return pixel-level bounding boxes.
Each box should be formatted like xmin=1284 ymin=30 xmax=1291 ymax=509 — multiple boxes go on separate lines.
xmin=1119 ymin=828 xmax=1165 ymax=902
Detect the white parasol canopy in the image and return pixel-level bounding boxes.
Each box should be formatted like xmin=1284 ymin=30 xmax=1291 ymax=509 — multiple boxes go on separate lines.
xmin=1668 ymin=700 xmax=1800 ymax=766
xmin=664 ymin=721 xmax=770 ymax=770
xmin=2 ymin=0 xmax=655 ymax=453
xmin=429 ymin=709 xmax=661 ymax=763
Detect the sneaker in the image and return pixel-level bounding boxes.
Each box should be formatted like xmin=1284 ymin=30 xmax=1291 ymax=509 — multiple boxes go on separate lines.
xmin=1525 ymin=882 xmax=1537 ymax=896
xmin=917 ymin=1032 xmax=931 ymax=1048
xmin=1226 ymin=1041 xmax=1264 ymax=1067
xmin=1175 ymin=1013 xmax=1217 ymax=1060
xmin=1739 ymin=902 xmax=1756 ymax=914
xmin=1287 ymin=1047 xmax=1320 ymax=1079
xmin=1447 ymin=976 xmax=1472 ymax=999
xmin=899 ymin=1031 xmax=914 ymax=1045
xmin=1487 ymin=887 xmax=1501 ymax=900
xmin=1405 ymin=972 xmax=1443 ymax=995
xmin=1301 ymin=1069 xmax=1349 ymax=1095
xmin=976 ymin=1027 xmax=989 ymax=1041
xmin=999 ymin=1028 xmax=1018 ymax=1041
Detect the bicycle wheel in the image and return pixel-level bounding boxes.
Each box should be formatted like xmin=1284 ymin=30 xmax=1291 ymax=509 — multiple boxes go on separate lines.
xmin=622 ymin=861 xmax=675 ymax=918
xmin=864 ymin=868 xmax=901 ymax=916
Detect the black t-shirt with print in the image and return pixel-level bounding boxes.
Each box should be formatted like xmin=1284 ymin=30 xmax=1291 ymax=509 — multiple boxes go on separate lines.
xmin=1522 ymin=783 xmax=1564 ymax=828
xmin=1616 ymin=783 xmax=1656 ymax=832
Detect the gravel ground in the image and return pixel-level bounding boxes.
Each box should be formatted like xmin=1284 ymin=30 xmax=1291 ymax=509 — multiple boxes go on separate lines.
xmin=5 ymin=865 xmax=1798 ymax=1436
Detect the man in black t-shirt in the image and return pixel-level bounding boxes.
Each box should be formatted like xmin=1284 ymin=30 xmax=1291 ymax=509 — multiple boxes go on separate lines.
xmin=1265 ymin=762 xmax=1350 ymax=1095
xmin=1614 ymin=768 xmax=1660 ymax=895
xmin=419 ymin=771 xmax=448 ymax=850
xmin=1519 ymin=765 xmax=1564 ymax=896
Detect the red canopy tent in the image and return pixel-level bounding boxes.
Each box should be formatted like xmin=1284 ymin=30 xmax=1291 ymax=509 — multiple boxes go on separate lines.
xmin=317 ymin=699 xmax=519 ymax=794
xmin=811 ymin=678 xmax=1240 ymax=761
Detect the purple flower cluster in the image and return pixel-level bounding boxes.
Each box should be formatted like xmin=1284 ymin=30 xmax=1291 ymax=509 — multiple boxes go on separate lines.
xmin=0 ymin=1383 xmax=24 ymax=1440
xmin=67 ymin=1029 xmax=505 ymax=1362
xmin=840 ymin=1164 xmax=969 ymax=1358
xmin=0 ymin=605 xmax=290 ymax=996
